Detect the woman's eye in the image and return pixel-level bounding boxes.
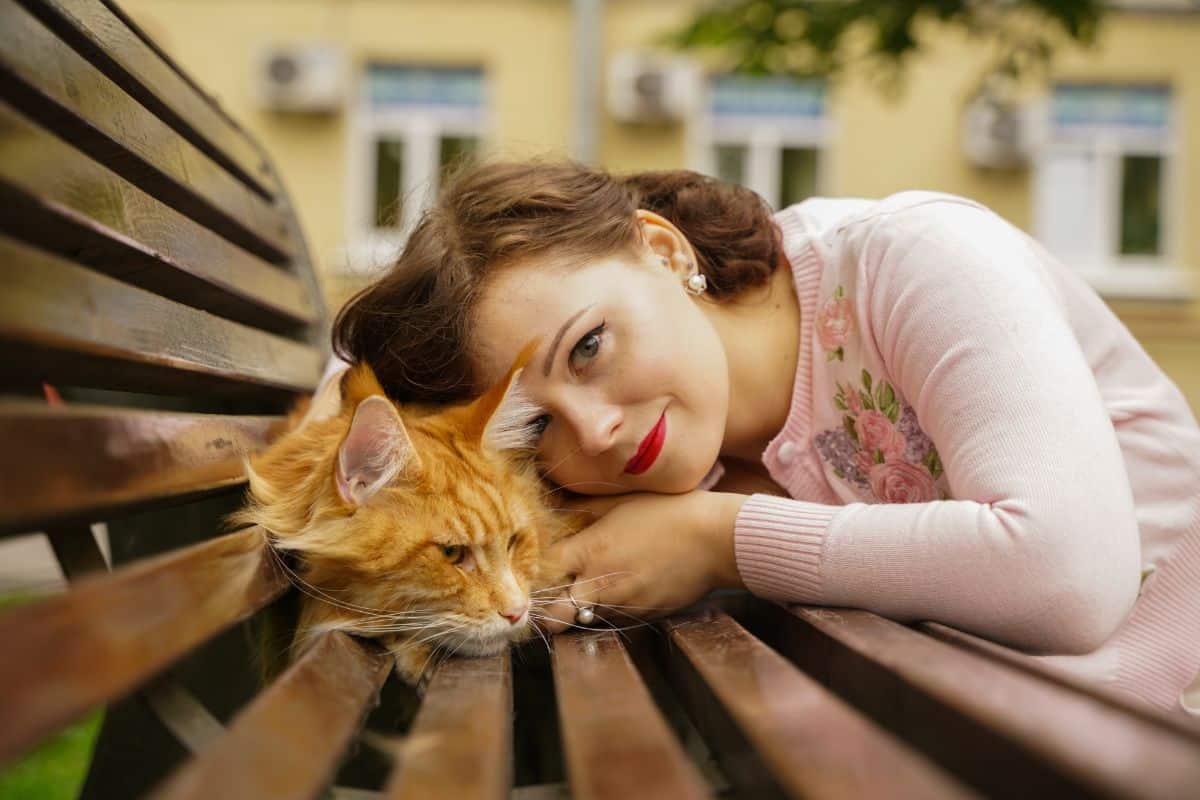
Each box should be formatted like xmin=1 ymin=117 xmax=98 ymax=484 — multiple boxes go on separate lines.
xmin=568 ymin=322 xmax=605 ymax=373
xmin=442 ymin=544 xmax=465 ymax=564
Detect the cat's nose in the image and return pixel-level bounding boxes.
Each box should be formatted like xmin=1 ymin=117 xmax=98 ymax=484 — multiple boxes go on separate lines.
xmin=499 ymin=604 xmax=528 ymax=625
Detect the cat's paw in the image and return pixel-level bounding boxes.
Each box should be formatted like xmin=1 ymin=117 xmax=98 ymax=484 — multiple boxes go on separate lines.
xmin=384 ymin=637 xmax=436 ymax=689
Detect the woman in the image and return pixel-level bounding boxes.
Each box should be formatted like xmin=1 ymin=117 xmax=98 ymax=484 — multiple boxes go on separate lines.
xmin=333 ymin=160 xmax=1200 ymax=716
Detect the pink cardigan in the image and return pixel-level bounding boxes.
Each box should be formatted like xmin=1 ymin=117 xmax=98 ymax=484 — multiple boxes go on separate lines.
xmin=733 ymin=192 xmax=1200 ymax=716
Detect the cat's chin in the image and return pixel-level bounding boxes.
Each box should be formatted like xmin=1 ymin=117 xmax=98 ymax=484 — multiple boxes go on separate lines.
xmin=447 ymin=625 xmax=530 ymax=656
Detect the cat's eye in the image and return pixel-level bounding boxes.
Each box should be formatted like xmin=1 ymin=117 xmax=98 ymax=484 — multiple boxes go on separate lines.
xmin=442 ymin=544 xmax=465 ymax=564
xmin=568 ymin=322 xmax=605 ymax=374
xmin=507 ymin=532 xmax=521 ymax=552
xmin=529 ymin=414 xmax=551 ymax=438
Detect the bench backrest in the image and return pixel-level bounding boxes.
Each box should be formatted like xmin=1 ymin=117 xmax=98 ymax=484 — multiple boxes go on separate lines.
xmin=3 ymin=2 xmax=1200 ymax=799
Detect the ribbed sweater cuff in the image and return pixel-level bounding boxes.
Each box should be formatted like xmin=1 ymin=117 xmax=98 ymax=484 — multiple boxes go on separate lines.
xmin=734 ymin=494 xmax=839 ymax=604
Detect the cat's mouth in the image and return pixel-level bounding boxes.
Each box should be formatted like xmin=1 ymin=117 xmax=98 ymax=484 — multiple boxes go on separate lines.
xmin=442 ymin=620 xmax=531 ymax=656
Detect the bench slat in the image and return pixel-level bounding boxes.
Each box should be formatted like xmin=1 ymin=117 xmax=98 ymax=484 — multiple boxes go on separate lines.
xmin=0 ymin=102 xmax=315 ymax=332
xmin=662 ymin=609 xmax=978 ymax=800
xmin=0 ymin=401 xmax=283 ymax=536
xmin=553 ymin=631 xmax=711 ymax=800
xmin=150 ymin=632 xmax=391 ymax=800
xmin=0 ymin=0 xmax=293 ymax=264
xmin=920 ymin=621 xmax=1200 ymax=740
xmin=0 ymin=233 xmax=323 ymax=397
xmin=384 ymin=654 xmax=512 ymax=800
xmin=750 ymin=604 xmax=1200 ymax=799
xmin=19 ymin=0 xmax=276 ymax=199
xmin=0 ymin=526 xmax=287 ymax=766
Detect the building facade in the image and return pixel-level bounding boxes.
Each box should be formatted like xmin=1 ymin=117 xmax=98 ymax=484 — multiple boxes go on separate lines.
xmin=122 ymin=0 xmax=1200 ymax=408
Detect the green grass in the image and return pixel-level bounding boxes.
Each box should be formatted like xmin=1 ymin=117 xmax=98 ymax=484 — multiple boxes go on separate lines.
xmin=0 ymin=593 xmax=103 ymax=800
xmin=0 ymin=712 xmax=103 ymax=800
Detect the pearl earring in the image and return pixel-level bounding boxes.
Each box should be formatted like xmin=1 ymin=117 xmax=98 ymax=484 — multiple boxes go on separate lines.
xmin=685 ymin=264 xmax=707 ymax=296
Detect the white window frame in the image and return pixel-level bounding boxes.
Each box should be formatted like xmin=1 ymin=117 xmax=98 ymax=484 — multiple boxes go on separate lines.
xmin=1031 ymin=90 xmax=1188 ymax=299
xmin=340 ymin=72 xmax=490 ymax=275
xmin=687 ymin=86 xmax=833 ymax=209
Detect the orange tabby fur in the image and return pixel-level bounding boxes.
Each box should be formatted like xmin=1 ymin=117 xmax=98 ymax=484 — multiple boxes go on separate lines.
xmin=231 ymin=347 xmax=577 ymax=684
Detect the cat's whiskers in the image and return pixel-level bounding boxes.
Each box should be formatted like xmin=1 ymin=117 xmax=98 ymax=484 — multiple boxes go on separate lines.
xmin=266 ymin=544 xmax=434 ymax=622
xmin=528 ymin=570 xmax=634 ymax=598
xmin=537 ymin=442 xmax=585 ymax=480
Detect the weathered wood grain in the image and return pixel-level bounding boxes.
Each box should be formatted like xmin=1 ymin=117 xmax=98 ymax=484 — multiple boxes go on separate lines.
xmin=0 ymin=233 xmax=323 ymax=397
xmin=0 ymin=401 xmax=284 ymax=536
xmin=0 ymin=0 xmax=293 ymax=263
xmin=920 ymin=621 xmax=1200 ymax=740
xmin=149 ymin=632 xmax=391 ymax=800
xmin=0 ymin=101 xmax=314 ymax=331
xmin=747 ymin=604 xmax=1200 ymax=799
xmin=661 ymin=608 xmax=978 ymax=799
xmin=0 ymin=526 xmax=288 ymax=766
xmin=16 ymin=0 xmax=276 ymax=198
xmin=553 ymin=631 xmax=711 ymax=800
xmin=383 ymin=654 xmax=512 ymax=800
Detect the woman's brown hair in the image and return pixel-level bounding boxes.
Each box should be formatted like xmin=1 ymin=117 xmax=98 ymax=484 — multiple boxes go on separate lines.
xmin=332 ymin=158 xmax=783 ymax=404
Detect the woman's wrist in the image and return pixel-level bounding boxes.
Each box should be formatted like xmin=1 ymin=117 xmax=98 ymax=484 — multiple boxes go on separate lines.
xmin=697 ymin=491 xmax=747 ymax=589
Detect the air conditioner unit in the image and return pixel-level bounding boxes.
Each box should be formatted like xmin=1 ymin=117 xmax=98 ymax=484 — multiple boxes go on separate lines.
xmin=608 ymin=50 xmax=700 ymax=124
xmin=257 ymin=44 xmax=347 ymax=113
xmin=961 ymin=91 xmax=1033 ymax=169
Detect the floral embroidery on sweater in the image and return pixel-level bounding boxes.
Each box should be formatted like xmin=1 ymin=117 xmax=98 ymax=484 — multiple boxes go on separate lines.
xmin=817 ymin=284 xmax=853 ymax=362
xmin=814 ymin=367 xmax=948 ymax=503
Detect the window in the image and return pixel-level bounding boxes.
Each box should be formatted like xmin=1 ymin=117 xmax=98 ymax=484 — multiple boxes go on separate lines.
xmin=346 ymin=65 xmax=488 ymax=271
xmin=691 ymin=75 xmax=829 ymax=210
xmin=1033 ymin=84 xmax=1184 ymax=298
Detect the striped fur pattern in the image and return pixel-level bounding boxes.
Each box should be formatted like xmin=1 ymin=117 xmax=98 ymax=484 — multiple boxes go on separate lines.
xmin=232 ymin=348 xmax=579 ymax=684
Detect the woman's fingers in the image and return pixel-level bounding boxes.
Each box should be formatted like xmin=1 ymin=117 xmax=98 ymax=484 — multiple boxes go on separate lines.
xmin=536 ymin=592 xmax=578 ymax=634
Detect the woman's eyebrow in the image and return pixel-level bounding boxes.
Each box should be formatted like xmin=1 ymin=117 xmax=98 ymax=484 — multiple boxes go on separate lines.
xmin=542 ymin=305 xmax=594 ymax=376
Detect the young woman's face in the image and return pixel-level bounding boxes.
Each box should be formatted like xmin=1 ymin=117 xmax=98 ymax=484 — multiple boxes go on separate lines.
xmin=471 ymin=216 xmax=729 ymax=495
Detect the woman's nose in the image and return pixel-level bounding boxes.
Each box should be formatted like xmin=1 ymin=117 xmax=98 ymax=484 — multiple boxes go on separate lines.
xmin=573 ymin=402 xmax=622 ymax=457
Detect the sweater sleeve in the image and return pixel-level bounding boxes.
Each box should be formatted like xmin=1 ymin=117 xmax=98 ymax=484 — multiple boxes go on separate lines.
xmin=735 ymin=199 xmax=1143 ymax=655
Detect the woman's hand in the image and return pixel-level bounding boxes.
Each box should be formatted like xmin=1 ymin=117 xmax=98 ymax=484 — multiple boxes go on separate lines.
xmin=535 ymin=491 xmax=747 ymax=634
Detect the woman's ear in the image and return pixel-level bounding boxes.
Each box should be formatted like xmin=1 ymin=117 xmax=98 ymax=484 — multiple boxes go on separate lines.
xmin=635 ymin=208 xmax=693 ymax=277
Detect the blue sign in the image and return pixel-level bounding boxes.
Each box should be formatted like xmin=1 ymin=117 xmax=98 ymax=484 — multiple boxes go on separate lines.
xmin=368 ymin=65 xmax=486 ymax=109
xmin=1052 ymin=84 xmax=1170 ymax=131
xmin=709 ymin=75 xmax=825 ymax=118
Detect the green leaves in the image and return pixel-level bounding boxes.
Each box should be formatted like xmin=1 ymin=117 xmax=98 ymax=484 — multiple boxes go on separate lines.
xmin=663 ymin=0 xmax=1104 ymax=94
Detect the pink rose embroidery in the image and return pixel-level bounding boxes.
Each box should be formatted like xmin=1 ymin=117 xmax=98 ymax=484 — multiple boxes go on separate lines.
xmin=855 ymin=410 xmax=905 ymax=461
xmin=817 ymin=285 xmax=853 ymax=362
xmin=869 ymin=460 xmax=938 ymax=503
xmin=817 ymin=368 xmax=948 ymax=503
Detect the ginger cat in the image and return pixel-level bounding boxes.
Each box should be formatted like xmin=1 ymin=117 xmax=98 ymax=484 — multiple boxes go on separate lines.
xmin=232 ymin=346 xmax=577 ymax=684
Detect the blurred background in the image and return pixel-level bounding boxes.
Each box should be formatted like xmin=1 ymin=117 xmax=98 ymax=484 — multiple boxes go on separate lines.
xmin=111 ymin=0 xmax=1200 ymax=411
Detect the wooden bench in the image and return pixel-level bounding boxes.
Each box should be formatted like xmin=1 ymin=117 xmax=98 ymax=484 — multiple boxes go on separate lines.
xmin=2 ymin=1 xmax=1198 ymax=797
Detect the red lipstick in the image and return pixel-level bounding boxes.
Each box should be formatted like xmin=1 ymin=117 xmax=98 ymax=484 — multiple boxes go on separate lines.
xmin=624 ymin=411 xmax=666 ymax=475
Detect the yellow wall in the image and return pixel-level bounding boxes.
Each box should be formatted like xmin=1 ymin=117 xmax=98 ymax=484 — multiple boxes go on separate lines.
xmin=123 ymin=0 xmax=1200 ymax=411
xmin=122 ymin=0 xmax=576 ymax=306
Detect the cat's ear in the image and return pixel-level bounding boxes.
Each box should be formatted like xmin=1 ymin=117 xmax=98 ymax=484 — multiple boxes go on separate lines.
xmin=336 ymin=395 xmax=420 ymax=506
xmin=339 ymin=361 xmax=389 ymax=409
xmin=467 ymin=339 xmax=544 ymax=453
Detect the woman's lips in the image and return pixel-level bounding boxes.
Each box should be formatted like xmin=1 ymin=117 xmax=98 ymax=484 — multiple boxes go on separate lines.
xmin=624 ymin=411 xmax=666 ymax=475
